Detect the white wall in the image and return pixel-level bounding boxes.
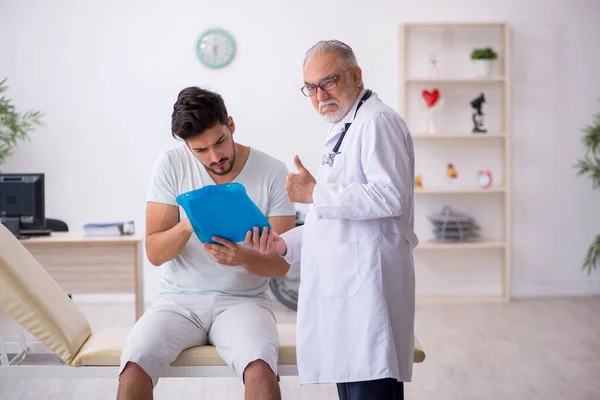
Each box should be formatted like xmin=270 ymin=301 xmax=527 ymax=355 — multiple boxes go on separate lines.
xmin=1 ymin=0 xmax=599 ymax=302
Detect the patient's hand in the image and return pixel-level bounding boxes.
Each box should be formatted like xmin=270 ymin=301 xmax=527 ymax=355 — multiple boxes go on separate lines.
xmin=204 ymin=237 xmax=252 ymax=266
xmin=245 ymin=226 xmax=287 ymax=257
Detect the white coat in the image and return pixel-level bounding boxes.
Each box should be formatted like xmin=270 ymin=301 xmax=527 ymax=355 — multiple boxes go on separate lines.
xmin=281 ymin=89 xmax=419 ymax=385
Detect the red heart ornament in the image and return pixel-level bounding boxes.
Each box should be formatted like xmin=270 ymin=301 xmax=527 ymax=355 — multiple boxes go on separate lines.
xmin=422 ymin=89 xmax=439 ymax=107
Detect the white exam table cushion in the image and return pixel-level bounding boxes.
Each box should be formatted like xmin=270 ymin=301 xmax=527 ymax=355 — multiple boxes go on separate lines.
xmin=0 ymin=223 xmax=425 ymax=368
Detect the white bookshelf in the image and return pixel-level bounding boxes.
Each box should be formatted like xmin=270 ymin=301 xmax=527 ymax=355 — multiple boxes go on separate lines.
xmin=399 ymin=22 xmax=511 ymax=301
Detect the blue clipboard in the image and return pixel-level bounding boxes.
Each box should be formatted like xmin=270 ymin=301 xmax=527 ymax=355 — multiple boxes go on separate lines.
xmin=176 ymin=183 xmax=271 ymax=244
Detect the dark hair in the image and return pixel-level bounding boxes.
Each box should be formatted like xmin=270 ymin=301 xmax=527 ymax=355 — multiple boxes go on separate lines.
xmin=171 ymin=87 xmax=229 ymax=140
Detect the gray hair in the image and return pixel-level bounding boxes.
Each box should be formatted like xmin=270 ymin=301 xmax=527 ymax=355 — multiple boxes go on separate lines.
xmin=303 ymin=40 xmax=358 ymax=70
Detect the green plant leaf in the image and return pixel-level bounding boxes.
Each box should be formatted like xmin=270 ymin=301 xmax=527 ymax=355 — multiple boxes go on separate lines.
xmin=583 ymin=235 xmax=600 ymax=275
xmin=576 ymin=103 xmax=600 ymax=274
xmin=0 ymin=78 xmax=44 ymax=165
xmin=574 ymin=156 xmax=600 ymax=189
xmin=582 ymin=111 xmax=600 ymax=155
xmin=470 ymin=47 xmax=498 ymax=60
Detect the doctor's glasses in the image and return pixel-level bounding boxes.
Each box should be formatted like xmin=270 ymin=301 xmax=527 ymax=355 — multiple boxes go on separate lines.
xmin=300 ymin=69 xmax=351 ymax=97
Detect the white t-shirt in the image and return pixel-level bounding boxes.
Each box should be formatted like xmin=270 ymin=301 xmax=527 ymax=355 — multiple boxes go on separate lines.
xmin=147 ymin=144 xmax=296 ymax=297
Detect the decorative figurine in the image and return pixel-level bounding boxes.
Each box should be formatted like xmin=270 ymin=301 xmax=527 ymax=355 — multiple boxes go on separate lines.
xmin=422 ymin=88 xmax=444 ymax=134
xmin=470 ymin=93 xmax=487 ymax=133
xmin=447 ymin=163 xmax=458 ymax=186
xmin=415 ymin=174 xmax=423 ymax=189
xmin=477 ymin=170 xmax=493 ymax=189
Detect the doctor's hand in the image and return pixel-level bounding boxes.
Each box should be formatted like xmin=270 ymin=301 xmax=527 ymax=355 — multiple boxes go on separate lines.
xmin=286 ymin=155 xmax=316 ymax=204
xmin=203 ymin=237 xmax=252 ymax=267
xmin=244 ymin=226 xmax=287 ymax=257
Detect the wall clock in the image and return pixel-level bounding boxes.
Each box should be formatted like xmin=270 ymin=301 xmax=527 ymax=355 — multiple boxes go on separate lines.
xmin=196 ymin=29 xmax=236 ymax=69
xmin=477 ymin=170 xmax=493 ymax=189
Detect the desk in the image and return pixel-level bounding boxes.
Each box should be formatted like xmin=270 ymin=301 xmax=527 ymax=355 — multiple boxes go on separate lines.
xmin=20 ymin=233 xmax=144 ymax=320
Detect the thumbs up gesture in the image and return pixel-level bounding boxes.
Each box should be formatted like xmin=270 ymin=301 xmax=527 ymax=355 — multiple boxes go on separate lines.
xmin=285 ymin=155 xmax=316 ymax=204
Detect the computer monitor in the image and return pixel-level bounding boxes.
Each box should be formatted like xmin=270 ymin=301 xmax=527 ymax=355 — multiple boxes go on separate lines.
xmin=0 ymin=173 xmax=46 ymax=238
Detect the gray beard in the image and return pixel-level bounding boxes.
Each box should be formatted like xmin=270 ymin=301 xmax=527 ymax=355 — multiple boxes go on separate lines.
xmin=322 ymin=90 xmax=362 ymax=124
xmin=322 ymin=101 xmax=353 ymax=124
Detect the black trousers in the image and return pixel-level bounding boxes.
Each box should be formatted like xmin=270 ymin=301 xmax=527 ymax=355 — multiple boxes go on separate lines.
xmin=337 ymin=378 xmax=404 ymax=400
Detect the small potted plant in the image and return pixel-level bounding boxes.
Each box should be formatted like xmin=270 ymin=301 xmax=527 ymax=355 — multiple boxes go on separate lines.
xmin=0 ymin=78 xmax=44 ymax=169
xmin=470 ymin=47 xmax=498 ymax=78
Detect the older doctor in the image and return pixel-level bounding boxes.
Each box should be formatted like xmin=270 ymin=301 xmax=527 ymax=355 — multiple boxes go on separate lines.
xmin=248 ymin=40 xmax=418 ymax=400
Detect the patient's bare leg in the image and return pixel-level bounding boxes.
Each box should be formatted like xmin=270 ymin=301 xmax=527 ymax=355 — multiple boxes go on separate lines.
xmin=243 ymin=359 xmax=281 ymax=400
xmin=117 ymin=362 xmax=153 ymax=400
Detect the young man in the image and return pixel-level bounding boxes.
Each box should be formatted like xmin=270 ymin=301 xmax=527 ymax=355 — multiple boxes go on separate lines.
xmin=117 ymin=87 xmax=296 ymax=400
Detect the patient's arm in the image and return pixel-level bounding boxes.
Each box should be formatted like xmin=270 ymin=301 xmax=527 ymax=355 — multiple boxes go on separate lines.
xmin=145 ymin=201 xmax=193 ymax=266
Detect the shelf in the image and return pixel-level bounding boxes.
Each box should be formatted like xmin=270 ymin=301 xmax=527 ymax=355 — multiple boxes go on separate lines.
xmin=412 ymin=133 xmax=505 ymax=139
xmin=415 ymin=186 xmax=505 ymax=194
xmin=400 ymin=22 xmax=511 ymax=303
xmin=416 ymin=241 xmax=505 ymax=250
xmin=402 ymin=22 xmax=507 ymax=28
xmin=404 ymin=77 xmax=504 ymax=84
xmin=417 ymin=296 xmax=508 ymax=304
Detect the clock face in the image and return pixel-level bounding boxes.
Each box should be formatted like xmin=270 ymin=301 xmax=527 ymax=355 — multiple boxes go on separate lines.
xmin=477 ymin=171 xmax=492 ymax=188
xmin=196 ymin=29 xmax=235 ymax=69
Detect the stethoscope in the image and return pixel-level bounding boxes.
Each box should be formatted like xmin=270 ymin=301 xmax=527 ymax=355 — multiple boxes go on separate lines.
xmin=321 ymin=89 xmax=373 ymax=167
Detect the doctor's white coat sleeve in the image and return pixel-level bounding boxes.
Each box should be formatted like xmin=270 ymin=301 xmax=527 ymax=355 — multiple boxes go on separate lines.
xmin=280 ymin=225 xmax=304 ymax=265
xmin=312 ymin=112 xmax=414 ymax=220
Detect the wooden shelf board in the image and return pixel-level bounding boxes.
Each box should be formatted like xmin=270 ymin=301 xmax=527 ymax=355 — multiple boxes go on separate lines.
xmin=405 ymin=77 xmax=505 ymax=83
xmin=416 ymin=241 xmax=506 ymax=250
xmin=417 ymin=295 xmax=508 ymax=304
xmin=402 ymin=22 xmax=507 ymax=28
xmin=412 ymin=133 xmax=505 ymax=139
xmin=415 ymin=187 xmax=505 ymax=194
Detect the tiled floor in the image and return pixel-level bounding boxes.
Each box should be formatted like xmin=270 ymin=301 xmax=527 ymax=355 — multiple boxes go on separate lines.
xmin=1 ymin=296 xmax=599 ymax=399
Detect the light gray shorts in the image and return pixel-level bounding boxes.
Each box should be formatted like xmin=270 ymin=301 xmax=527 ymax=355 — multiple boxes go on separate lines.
xmin=119 ymin=292 xmax=279 ymax=387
